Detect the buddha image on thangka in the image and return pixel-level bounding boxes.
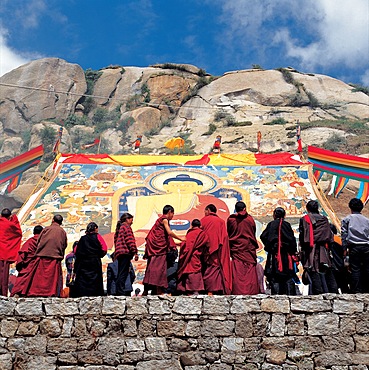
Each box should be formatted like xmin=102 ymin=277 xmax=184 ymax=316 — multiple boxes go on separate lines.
xmin=112 ymin=167 xmax=247 ymax=243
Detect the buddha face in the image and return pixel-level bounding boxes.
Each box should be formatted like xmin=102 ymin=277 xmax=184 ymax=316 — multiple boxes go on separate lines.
xmin=163 ymin=181 xmax=203 ymax=194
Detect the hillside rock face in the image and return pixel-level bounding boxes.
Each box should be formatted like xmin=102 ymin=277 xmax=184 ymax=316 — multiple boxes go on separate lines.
xmin=0 ymin=58 xmax=368 ymax=161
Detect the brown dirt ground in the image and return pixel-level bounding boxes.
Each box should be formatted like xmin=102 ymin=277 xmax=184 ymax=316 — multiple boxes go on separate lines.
xmin=325 ymin=189 xmax=369 ymax=221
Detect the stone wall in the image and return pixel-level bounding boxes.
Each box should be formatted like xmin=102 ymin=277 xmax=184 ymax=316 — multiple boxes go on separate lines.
xmin=0 ymin=294 xmax=368 ymax=370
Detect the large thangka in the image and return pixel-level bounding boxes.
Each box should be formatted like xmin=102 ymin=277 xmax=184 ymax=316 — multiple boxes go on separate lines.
xmin=17 ymin=152 xmax=337 ymax=285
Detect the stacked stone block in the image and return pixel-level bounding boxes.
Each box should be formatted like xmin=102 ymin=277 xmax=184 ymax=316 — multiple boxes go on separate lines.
xmin=0 ymin=295 xmax=368 ymax=369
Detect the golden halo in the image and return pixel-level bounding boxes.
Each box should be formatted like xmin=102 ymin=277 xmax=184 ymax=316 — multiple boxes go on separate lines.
xmin=145 ymin=168 xmax=220 ymax=193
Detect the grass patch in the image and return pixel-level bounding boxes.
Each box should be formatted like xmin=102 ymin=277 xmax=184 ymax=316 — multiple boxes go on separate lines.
xmin=264 ymin=118 xmax=287 ymax=125
xmin=299 ymin=118 xmax=368 ymax=134
xmin=234 ymin=121 xmax=253 ymax=127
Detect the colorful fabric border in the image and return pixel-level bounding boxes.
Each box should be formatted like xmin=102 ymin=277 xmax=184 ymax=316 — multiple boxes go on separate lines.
xmin=60 ymin=152 xmax=303 ymax=167
xmin=0 ymin=145 xmax=44 ymax=192
xmin=308 ymin=146 xmax=369 ymax=204
xmin=333 ymin=177 xmax=349 ymax=198
xmin=357 ymin=182 xmax=369 ymax=204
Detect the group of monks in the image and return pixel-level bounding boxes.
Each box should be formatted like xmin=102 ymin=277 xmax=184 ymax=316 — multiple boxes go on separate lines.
xmin=142 ymin=201 xmax=262 ymax=296
xmin=0 ymin=209 xmax=67 ymax=297
xmin=1 ymin=195 xmax=367 ymax=297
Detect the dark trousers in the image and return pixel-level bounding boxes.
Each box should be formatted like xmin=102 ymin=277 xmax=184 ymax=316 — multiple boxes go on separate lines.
xmin=349 ymin=244 xmax=369 ymax=293
xmin=0 ymin=260 xmax=11 ymax=296
xmin=309 ymin=269 xmax=338 ymax=295
xmin=270 ymin=276 xmax=297 ymax=295
xmin=116 ymin=255 xmax=131 ymax=296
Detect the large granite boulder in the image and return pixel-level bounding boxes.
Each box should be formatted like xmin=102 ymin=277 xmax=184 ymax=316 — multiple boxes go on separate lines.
xmin=0 ymin=58 xmax=87 ymax=134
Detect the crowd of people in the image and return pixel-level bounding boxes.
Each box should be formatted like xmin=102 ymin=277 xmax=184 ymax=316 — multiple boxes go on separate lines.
xmin=0 ymin=197 xmax=368 ymax=298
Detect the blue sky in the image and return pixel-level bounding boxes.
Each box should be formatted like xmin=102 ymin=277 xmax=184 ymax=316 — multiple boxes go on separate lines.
xmin=1 ymin=0 xmax=368 ymax=85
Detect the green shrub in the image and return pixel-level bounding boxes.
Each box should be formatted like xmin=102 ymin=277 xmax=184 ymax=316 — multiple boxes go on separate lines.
xmin=117 ymin=117 xmax=135 ymax=134
xmin=233 ymin=121 xmax=253 ymax=126
xmin=82 ymin=69 xmax=103 ymax=114
xmin=349 ymin=83 xmax=369 ymax=96
xmin=202 ymin=123 xmax=217 ymax=136
xmin=306 ymin=91 xmax=319 ymax=108
xmin=21 ymin=131 xmax=31 ymax=151
xmin=181 ymin=76 xmax=211 ymax=104
xmin=214 ymin=110 xmax=228 ymax=122
xmin=161 ymin=63 xmax=189 ymax=72
xmin=290 ymin=94 xmax=307 ymax=107
xmin=126 ymin=94 xmax=142 ymax=111
xmin=64 ymin=114 xmax=89 ymax=128
xmin=245 ymin=147 xmax=259 ymax=153
xmin=160 ymin=120 xmax=171 ymax=128
xmin=141 ymin=82 xmax=151 ymax=103
xmin=144 ymin=127 xmax=160 ymax=137
xmin=324 ymin=133 xmax=347 ymax=151
xmin=276 ymin=68 xmax=294 ymax=84
xmin=264 ymin=118 xmax=287 ymax=125
xmin=252 ymin=64 xmax=263 ymax=70
xmin=225 ymin=115 xmax=236 ymax=126
xmin=40 ymin=126 xmax=57 ymax=163
xmin=92 ymin=108 xmax=121 ymax=133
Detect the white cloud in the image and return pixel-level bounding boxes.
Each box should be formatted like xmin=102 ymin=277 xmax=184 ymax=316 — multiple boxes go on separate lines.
xmin=13 ymin=0 xmax=47 ymax=29
xmin=275 ymin=0 xmax=369 ymax=70
xmin=216 ymin=0 xmax=369 ymax=80
xmin=362 ymin=70 xmax=369 ymax=86
xmin=0 ymin=28 xmax=29 ymax=77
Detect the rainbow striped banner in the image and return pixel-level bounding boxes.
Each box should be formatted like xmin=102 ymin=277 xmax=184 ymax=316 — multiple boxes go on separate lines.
xmin=308 ymin=146 xmax=369 ymax=204
xmin=333 ymin=176 xmax=350 ymax=197
xmin=0 ymin=145 xmax=44 ymax=193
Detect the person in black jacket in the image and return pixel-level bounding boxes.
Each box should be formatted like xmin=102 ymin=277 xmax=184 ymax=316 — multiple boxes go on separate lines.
xmin=74 ymin=222 xmax=107 ymax=297
xmin=261 ymin=207 xmax=298 ymax=295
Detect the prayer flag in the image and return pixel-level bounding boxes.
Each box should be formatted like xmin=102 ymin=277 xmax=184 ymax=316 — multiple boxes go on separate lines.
xmin=81 ymin=138 xmax=101 ymax=150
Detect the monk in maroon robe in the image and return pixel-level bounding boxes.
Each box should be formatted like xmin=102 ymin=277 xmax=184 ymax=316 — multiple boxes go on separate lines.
xmin=177 ymin=219 xmax=209 ymax=294
xmin=143 ymin=205 xmax=184 ymax=295
xmin=201 ymin=204 xmax=232 ymax=295
xmin=12 ymin=225 xmax=43 ymax=295
xmin=227 ymin=201 xmax=259 ymax=295
xmin=12 ymin=214 xmax=67 ymax=297
xmin=0 ymin=208 xmax=22 ymax=296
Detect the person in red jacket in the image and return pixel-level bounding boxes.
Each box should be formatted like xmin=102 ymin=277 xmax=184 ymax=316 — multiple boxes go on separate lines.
xmin=0 ymin=208 xmax=22 ymax=296
xmin=114 ymin=213 xmax=138 ymax=296
xmin=177 ymin=219 xmax=209 ymax=295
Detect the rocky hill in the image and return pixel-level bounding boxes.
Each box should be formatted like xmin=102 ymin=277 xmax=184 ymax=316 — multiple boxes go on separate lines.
xmin=0 ymin=58 xmax=368 ymax=213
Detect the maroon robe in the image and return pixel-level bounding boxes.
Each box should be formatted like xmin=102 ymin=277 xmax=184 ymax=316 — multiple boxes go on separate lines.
xmin=201 ymin=213 xmax=232 ymax=294
xmin=0 ymin=214 xmax=22 ymax=296
xmin=16 ymin=235 xmax=39 ymax=271
xmin=143 ymin=215 xmax=170 ymax=288
xmin=12 ymin=235 xmax=39 ymax=296
xmin=177 ymin=227 xmax=209 ymax=292
xmin=12 ymin=222 xmax=67 ymax=297
xmin=227 ymin=212 xmax=259 ymax=295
